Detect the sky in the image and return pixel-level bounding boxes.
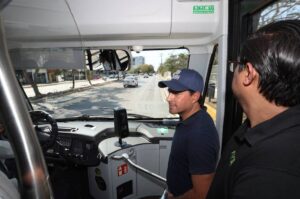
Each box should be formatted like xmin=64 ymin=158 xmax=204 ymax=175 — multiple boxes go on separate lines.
xmin=131 ymin=49 xmax=188 ymax=71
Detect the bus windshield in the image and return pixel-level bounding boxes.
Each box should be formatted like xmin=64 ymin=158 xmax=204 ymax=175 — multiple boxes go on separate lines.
xmin=17 ymin=49 xmax=189 ymax=119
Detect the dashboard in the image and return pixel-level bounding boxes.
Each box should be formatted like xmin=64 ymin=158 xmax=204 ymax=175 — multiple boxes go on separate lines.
xmin=46 ymin=120 xmax=176 ymax=166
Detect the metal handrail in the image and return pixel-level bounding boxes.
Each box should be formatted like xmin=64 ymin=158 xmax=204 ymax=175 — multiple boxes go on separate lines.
xmin=112 ymin=153 xmax=167 ymax=184
xmin=0 ymin=16 xmax=53 ymax=198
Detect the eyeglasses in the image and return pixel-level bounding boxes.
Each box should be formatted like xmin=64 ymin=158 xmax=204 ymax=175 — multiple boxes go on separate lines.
xmin=228 ymin=60 xmax=244 ymax=72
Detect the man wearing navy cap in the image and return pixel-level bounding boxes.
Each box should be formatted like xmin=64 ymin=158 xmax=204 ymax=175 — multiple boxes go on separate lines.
xmin=158 ymin=69 xmax=219 ymax=199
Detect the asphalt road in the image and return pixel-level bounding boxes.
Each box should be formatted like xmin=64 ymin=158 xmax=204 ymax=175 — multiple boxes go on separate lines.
xmin=30 ymin=75 xmax=172 ymax=119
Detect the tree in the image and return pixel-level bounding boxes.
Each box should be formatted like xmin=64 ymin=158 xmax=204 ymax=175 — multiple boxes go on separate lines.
xmin=22 ymin=70 xmax=43 ymax=98
xmin=85 ymin=69 xmax=92 ymax=85
xmin=138 ymin=64 xmax=154 ymax=74
xmin=158 ymin=53 xmax=188 ymax=75
xmin=71 ymin=69 xmax=79 ymax=89
xmin=131 ymin=64 xmax=155 ymax=74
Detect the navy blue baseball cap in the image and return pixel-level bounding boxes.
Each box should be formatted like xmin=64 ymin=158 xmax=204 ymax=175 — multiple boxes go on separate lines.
xmin=158 ymin=69 xmax=204 ymax=92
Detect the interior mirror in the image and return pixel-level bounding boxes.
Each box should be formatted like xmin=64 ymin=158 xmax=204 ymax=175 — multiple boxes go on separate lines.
xmin=85 ymin=49 xmax=130 ymax=71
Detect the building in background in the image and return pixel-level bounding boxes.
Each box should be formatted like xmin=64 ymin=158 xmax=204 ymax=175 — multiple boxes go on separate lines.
xmin=132 ymin=56 xmax=145 ymax=69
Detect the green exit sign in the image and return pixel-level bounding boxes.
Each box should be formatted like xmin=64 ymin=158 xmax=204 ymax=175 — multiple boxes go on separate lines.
xmin=193 ymin=5 xmax=214 ymax=14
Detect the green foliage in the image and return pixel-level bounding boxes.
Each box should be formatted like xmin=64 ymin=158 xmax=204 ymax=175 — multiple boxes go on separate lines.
xmin=158 ymin=53 xmax=188 ymax=75
xmin=53 ymin=69 xmax=63 ymax=76
xmin=131 ymin=64 xmax=155 ymax=74
xmin=139 ymin=64 xmax=154 ymax=73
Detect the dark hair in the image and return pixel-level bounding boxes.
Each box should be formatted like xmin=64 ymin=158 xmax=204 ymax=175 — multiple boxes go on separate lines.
xmin=240 ymin=20 xmax=300 ymax=107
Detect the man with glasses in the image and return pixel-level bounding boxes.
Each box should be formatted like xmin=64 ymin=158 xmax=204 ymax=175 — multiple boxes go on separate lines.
xmin=207 ymin=20 xmax=300 ymax=199
xmin=158 ymin=69 xmax=219 ymax=199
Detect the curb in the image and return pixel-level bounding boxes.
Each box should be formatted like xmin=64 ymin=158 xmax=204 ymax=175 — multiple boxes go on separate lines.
xmin=29 ymin=79 xmax=118 ymax=100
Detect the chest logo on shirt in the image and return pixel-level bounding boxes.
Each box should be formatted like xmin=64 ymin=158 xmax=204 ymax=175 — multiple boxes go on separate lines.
xmin=229 ymin=150 xmax=236 ymax=166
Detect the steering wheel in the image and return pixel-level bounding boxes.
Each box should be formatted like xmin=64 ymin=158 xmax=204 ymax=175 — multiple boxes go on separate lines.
xmin=29 ymin=110 xmax=58 ymax=151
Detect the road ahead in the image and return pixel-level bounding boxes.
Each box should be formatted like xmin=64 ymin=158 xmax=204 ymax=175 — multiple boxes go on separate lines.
xmin=30 ymin=75 xmax=172 ymax=118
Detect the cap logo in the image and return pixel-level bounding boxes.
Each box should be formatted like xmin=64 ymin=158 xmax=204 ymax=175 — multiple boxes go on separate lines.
xmin=172 ymin=70 xmax=181 ymax=80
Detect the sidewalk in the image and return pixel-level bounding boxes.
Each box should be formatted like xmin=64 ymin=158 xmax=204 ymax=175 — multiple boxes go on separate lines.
xmin=24 ymin=78 xmax=117 ymax=98
xmin=157 ymin=74 xmax=170 ymax=102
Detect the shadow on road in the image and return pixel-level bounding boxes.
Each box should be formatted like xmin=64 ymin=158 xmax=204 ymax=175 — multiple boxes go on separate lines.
xmin=31 ymin=82 xmax=131 ymax=118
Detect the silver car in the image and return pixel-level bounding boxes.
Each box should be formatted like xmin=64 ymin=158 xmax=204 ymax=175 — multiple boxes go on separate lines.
xmin=123 ymin=76 xmax=138 ymax=87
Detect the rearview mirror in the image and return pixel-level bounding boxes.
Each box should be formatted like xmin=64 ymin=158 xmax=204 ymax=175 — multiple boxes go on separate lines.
xmin=86 ymin=49 xmax=130 ymax=71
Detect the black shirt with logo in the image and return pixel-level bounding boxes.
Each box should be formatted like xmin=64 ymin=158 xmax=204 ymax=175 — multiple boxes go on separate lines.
xmin=207 ymin=105 xmax=300 ymax=199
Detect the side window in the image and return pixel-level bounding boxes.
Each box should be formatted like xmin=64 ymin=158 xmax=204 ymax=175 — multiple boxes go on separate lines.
xmin=251 ymin=1 xmax=300 ymax=31
xmin=203 ymin=45 xmax=218 ymax=123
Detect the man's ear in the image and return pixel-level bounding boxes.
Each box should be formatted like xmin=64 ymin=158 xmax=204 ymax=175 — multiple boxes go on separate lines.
xmin=192 ymin=92 xmax=201 ymax=103
xmin=243 ymin=62 xmax=258 ymax=86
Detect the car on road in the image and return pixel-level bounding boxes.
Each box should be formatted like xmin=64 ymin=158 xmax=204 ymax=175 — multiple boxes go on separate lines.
xmin=109 ymin=74 xmax=115 ymax=78
xmin=123 ymin=76 xmax=138 ymax=87
xmin=132 ymin=74 xmax=139 ymax=80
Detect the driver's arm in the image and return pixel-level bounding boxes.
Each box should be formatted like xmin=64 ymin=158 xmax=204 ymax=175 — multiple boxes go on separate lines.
xmin=0 ymin=123 xmax=14 ymax=159
xmin=0 ymin=171 xmax=20 ymax=199
xmin=0 ymin=140 xmax=14 ymax=160
xmin=0 ymin=123 xmax=4 ymax=134
xmin=0 ymin=122 xmax=5 ymax=138
xmin=167 ymin=173 xmax=214 ymax=199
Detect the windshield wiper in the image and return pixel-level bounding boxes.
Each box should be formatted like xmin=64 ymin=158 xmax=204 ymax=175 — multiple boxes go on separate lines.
xmin=56 ymin=114 xmax=114 ymax=122
xmin=126 ymin=113 xmax=155 ymax=119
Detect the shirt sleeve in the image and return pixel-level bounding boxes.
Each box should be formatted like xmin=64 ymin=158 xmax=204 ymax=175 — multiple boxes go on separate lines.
xmin=187 ymin=124 xmax=219 ymax=174
xmin=232 ymin=167 xmax=300 ymax=199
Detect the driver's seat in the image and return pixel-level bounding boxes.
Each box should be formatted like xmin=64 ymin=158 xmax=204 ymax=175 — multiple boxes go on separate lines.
xmin=0 ymin=140 xmax=20 ymax=198
xmin=0 ymin=140 xmax=20 ymax=199
xmin=0 ymin=170 xmax=20 ymax=199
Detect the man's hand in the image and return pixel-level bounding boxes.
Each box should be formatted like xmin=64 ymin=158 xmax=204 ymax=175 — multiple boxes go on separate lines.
xmin=0 ymin=123 xmax=4 ymax=134
xmin=167 ymin=191 xmax=175 ymax=199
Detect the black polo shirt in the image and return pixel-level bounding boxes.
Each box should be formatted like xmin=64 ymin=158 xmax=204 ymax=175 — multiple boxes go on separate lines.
xmin=167 ymin=109 xmax=219 ymax=197
xmin=207 ymin=105 xmax=300 ymax=199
